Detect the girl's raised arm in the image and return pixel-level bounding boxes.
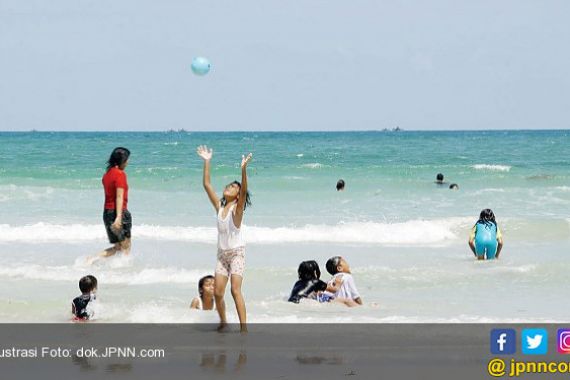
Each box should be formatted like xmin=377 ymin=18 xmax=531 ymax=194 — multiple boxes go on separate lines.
xmin=234 ymin=153 xmax=252 ymax=228
xmin=197 ymin=145 xmax=220 ymax=212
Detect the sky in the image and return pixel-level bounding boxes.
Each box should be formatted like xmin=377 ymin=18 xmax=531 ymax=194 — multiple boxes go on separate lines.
xmin=1 ymin=0 xmax=569 ymax=131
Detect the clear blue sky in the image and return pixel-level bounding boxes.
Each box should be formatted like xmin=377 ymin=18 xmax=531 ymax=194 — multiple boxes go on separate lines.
xmin=1 ymin=0 xmax=569 ymax=131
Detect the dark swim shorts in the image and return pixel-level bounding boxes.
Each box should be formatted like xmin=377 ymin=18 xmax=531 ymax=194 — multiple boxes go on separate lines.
xmin=103 ymin=209 xmax=132 ymax=244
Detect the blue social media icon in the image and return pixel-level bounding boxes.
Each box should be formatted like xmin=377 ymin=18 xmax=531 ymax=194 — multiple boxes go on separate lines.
xmin=522 ymin=328 xmax=548 ymax=355
xmin=491 ymin=329 xmax=516 ymax=354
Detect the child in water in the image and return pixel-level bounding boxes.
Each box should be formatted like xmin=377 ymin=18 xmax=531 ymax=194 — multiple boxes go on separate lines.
xmin=191 ymin=275 xmax=216 ymax=310
xmin=71 ymin=275 xmax=97 ymax=321
xmin=469 ymin=208 xmax=504 ymax=260
xmin=197 ymin=145 xmax=252 ymax=332
xmin=435 ymin=173 xmax=447 ymax=185
xmin=288 ymin=260 xmax=328 ymax=303
xmin=324 ymin=256 xmax=362 ymax=307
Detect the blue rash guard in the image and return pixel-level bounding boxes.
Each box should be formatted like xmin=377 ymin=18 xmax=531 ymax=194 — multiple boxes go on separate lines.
xmin=471 ymin=222 xmax=502 ymax=260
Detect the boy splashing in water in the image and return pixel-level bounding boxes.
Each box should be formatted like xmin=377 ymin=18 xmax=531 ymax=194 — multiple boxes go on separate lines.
xmin=72 ymin=275 xmax=98 ymax=321
xmin=197 ymin=145 xmax=252 ymax=332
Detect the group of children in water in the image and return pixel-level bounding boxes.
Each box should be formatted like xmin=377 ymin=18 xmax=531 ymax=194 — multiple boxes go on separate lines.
xmin=71 ymin=146 xmax=505 ymax=327
xmin=71 ymin=255 xmax=363 ymax=322
xmin=288 ymin=256 xmax=362 ymax=306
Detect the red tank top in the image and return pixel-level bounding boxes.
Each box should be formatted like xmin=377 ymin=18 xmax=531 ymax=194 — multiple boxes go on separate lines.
xmin=102 ymin=167 xmax=128 ymax=210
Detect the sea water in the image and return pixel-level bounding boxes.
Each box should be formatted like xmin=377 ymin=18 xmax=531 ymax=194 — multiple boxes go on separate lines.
xmin=0 ymin=130 xmax=569 ymax=322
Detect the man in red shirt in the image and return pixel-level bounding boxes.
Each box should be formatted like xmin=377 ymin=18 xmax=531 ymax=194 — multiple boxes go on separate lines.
xmin=88 ymin=147 xmax=131 ymax=264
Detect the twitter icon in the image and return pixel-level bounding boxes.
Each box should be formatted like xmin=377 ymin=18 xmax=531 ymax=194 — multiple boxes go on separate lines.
xmin=522 ymin=328 xmax=548 ymax=355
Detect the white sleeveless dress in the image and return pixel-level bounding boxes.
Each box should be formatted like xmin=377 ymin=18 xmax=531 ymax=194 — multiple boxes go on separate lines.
xmin=215 ymin=204 xmax=246 ymax=277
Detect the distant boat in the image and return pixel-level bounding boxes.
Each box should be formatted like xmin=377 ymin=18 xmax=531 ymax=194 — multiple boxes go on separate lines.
xmin=380 ymin=127 xmax=403 ymax=132
xmin=166 ymin=128 xmax=188 ymax=133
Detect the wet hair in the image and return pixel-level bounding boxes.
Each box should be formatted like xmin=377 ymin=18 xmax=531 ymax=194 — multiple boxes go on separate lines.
xmin=297 ymin=260 xmax=321 ymax=281
xmin=325 ymin=256 xmax=342 ymax=276
xmin=436 ymin=173 xmax=444 ymax=181
xmin=476 ymin=208 xmax=497 ymax=228
xmin=198 ymin=275 xmax=215 ymax=300
xmin=220 ymin=181 xmax=252 ymax=210
xmin=106 ymin=147 xmax=131 ymax=170
xmin=336 ymin=179 xmax=345 ymax=191
xmin=449 ymin=183 xmax=459 ymax=190
xmin=79 ymin=275 xmax=98 ymax=294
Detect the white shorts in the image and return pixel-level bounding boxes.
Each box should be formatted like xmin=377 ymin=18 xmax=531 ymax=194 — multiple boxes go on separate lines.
xmin=215 ymin=246 xmax=245 ymax=277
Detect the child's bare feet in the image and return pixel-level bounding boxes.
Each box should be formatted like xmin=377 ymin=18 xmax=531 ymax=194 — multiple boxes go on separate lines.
xmin=85 ymin=256 xmax=99 ymax=265
xmin=217 ymin=321 xmax=228 ymax=332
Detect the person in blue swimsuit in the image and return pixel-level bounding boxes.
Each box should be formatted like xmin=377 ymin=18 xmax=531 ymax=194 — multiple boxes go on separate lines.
xmin=468 ymin=209 xmax=504 ymax=260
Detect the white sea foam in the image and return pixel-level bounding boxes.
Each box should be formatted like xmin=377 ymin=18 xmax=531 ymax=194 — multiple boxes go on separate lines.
xmin=301 ymin=163 xmax=324 ymax=169
xmin=247 ymin=220 xmax=458 ymax=245
xmin=0 ymin=184 xmax=55 ymax=201
xmin=0 ymin=219 xmax=461 ymax=245
xmin=126 ymin=303 xmax=219 ymax=323
xmin=0 ymin=264 xmax=206 ymax=285
xmin=487 ymin=264 xmax=537 ymax=274
xmin=472 ymin=188 xmax=506 ymax=195
xmin=111 ymin=309 xmax=570 ymax=324
xmin=472 ymin=164 xmax=511 ymax=172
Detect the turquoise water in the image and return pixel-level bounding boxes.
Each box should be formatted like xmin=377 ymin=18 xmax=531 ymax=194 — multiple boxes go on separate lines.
xmin=0 ymin=131 xmax=569 ymax=322
xmin=2 ymin=130 xmax=569 ymax=222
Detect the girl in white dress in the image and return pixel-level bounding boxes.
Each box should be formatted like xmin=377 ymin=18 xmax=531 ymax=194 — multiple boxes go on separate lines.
xmin=197 ymin=145 xmax=252 ymax=332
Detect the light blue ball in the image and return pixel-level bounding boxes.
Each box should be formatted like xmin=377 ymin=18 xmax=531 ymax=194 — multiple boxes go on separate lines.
xmin=191 ymin=57 xmax=211 ymax=76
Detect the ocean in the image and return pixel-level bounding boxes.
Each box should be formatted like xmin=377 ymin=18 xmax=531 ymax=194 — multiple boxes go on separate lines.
xmin=0 ymin=130 xmax=569 ymax=322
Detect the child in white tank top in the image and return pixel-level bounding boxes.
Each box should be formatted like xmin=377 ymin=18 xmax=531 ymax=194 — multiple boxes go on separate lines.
xmin=191 ymin=275 xmax=216 ymax=311
xmin=197 ymin=145 xmax=252 ymax=333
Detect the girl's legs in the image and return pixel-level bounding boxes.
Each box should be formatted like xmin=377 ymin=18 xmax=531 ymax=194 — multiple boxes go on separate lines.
xmin=214 ymin=273 xmax=229 ymax=329
xmin=334 ymin=298 xmax=359 ymax=307
xmin=230 ymin=274 xmax=247 ymax=332
xmin=87 ymin=237 xmax=131 ymax=265
xmin=120 ymin=238 xmax=131 ymax=255
xmin=485 ymin=242 xmax=498 ymax=260
xmin=100 ymin=243 xmax=121 ymax=257
xmin=87 ymin=243 xmax=120 ymax=265
xmin=474 ymin=242 xmax=486 ymax=260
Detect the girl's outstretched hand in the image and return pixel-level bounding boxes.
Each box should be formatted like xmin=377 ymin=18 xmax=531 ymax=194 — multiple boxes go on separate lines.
xmin=197 ymin=145 xmax=213 ymax=161
xmin=241 ymin=153 xmax=253 ymax=168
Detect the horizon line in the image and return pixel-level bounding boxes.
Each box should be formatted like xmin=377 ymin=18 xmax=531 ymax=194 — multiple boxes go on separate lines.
xmin=0 ymin=128 xmax=569 ymax=133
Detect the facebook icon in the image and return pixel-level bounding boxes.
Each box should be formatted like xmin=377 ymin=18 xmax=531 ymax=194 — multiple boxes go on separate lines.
xmin=491 ymin=329 xmax=516 ymax=355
